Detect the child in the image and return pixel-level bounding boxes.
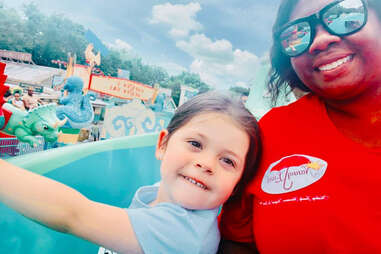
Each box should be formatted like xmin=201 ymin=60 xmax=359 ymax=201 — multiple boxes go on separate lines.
xmin=0 ymin=91 xmax=260 ymax=254
xmin=11 ymin=91 xmax=25 ymax=111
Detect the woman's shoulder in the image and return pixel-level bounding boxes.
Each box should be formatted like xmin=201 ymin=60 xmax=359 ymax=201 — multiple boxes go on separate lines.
xmin=260 ymin=94 xmax=321 ymax=124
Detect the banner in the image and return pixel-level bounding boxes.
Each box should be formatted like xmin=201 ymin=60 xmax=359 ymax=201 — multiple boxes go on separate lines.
xmin=89 ymin=75 xmax=156 ymax=101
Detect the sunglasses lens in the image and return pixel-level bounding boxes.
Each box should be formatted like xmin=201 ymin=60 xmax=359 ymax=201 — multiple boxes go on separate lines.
xmin=323 ymin=0 xmax=366 ymax=35
xmin=280 ymin=22 xmax=311 ymax=56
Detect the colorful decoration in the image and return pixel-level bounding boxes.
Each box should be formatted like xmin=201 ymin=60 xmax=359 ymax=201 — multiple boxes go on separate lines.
xmin=0 ymin=62 xmax=9 ymax=129
xmin=85 ymin=43 xmax=101 ymax=68
xmin=56 ymin=76 xmax=94 ymax=129
xmin=103 ymin=99 xmax=173 ymax=139
xmin=1 ymin=103 xmax=66 ymax=147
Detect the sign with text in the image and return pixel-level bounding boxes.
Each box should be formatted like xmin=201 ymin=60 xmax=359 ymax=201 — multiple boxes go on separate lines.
xmin=89 ymin=75 xmax=156 ymax=101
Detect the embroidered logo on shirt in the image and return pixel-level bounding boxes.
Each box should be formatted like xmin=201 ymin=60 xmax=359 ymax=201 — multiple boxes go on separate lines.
xmin=261 ymin=154 xmax=327 ymax=194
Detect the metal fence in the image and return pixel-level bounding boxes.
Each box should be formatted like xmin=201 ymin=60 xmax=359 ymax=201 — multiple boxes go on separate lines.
xmin=0 ymin=137 xmax=56 ymax=157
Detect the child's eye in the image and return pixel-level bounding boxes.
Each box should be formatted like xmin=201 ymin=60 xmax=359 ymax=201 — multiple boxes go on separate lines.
xmin=188 ymin=140 xmax=202 ymax=149
xmin=221 ymin=157 xmax=236 ymax=168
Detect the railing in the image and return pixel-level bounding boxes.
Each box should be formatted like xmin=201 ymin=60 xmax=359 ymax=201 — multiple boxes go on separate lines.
xmin=0 ymin=137 xmax=56 ymax=157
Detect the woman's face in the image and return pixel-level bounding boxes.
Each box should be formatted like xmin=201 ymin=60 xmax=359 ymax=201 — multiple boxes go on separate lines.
xmin=290 ymin=0 xmax=381 ymax=100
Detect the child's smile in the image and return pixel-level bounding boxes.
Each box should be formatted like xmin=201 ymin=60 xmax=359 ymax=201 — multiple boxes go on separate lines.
xmin=154 ymin=112 xmax=250 ymax=210
xmin=181 ymin=175 xmax=208 ymax=190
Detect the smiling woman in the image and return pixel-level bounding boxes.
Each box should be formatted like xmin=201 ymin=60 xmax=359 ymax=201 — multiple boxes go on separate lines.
xmin=219 ymin=0 xmax=381 ymax=253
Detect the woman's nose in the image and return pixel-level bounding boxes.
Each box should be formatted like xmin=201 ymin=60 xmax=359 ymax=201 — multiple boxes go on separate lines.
xmin=308 ymin=25 xmax=341 ymax=55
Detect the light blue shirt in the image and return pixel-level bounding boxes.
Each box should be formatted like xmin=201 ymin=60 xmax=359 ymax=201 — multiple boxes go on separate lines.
xmin=99 ymin=184 xmax=220 ymax=254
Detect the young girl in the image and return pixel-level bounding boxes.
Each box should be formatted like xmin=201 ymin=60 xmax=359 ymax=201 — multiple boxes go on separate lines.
xmin=0 ymin=91 xmax=260 ymax=254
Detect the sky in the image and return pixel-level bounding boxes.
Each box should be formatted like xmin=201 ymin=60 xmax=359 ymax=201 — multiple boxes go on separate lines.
xmin=4 ymin=0 xmax=281 ymax=89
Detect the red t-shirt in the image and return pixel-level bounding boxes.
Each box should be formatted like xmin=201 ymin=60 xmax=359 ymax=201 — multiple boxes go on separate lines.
xmin=220 ymin=94 xmax=381 ymax=254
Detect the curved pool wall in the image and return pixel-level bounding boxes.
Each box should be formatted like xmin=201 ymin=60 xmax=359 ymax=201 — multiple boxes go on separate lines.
xmin=1 ymin=133 xmax=161 ymax=253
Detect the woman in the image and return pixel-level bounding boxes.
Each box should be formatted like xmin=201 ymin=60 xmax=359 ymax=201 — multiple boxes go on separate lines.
xmin=219 ymin=0 xmax=381 ymax=253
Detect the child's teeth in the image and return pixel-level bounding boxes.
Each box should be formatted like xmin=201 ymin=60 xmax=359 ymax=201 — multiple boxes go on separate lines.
xmin=196 ymin=182 xmax=204 ymax=188
xmin=184 ymin=176 xmax=206 ymax=189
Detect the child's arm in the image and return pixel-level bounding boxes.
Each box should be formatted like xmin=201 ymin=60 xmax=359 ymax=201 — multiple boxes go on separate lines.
xmin=0 ymin=159 xmax=143 ymax=254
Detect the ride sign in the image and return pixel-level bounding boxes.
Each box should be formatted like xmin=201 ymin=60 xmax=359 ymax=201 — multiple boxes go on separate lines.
xmin=89 ymin=74 xmax=156 ymax=101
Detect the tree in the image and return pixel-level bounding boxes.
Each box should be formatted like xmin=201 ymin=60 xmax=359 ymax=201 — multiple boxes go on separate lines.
xmin=100 ymin=50 xmax=123 ymax=76
xmin=100 ymin=51 xmax=169 ymax=86
xmin=22 ymin=2 xmax=45 ymax=51
xmin=0 ymin=5 xmax=25 ymax=51
xmin=161 ymin=72 xmax=210 ymax=106
xmin=229 ymin=86 xmax=250 ymax=97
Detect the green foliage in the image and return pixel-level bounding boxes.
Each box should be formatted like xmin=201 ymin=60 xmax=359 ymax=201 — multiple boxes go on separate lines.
xmin=127 ymin=58 xmax=169 ymax=86
xmin=100 ymin=50 xmax=123 ymax=76
xmin=0 ymin=5 xmax=25 ymax=51
xmin=100 ymin=50 xmax=169 ymax=86
xmin=23 ymin=3 xmax=88 ymax=66
xmin=162 ymin=72 xmax=210 ymax=106
xmin=0 ymin=3 xmax=88 ymax=66
xmin=229 ymin=86 xmax=250 ymax=97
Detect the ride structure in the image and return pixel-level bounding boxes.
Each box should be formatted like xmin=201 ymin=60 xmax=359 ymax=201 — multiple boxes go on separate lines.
xmin=0 ymin=62 xmax=66 ymax=147
xmin=56 ymin=76 xmax=94 ymax=129
xmin=2 ymin=103 xmax=66 ymax=147
xmin=0 ymin=62 xmax=9 ymax=129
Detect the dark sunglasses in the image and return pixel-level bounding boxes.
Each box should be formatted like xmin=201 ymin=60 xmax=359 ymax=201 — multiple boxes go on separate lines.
xmin=276 ymin=0 xmax=367 ymax=57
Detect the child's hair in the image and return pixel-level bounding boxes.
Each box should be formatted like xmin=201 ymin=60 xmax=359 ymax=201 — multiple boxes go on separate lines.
xmin=164 ymin=91 xmax=261 ymax=203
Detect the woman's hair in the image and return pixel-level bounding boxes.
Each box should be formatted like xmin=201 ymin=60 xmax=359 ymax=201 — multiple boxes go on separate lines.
xmin=268 ymin=0 xmax=381 ymax=104
xmin=164 ymin=91 xmax=261 ymax=203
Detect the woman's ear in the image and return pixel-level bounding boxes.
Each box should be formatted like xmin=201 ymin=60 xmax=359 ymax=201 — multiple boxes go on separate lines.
xmin=155 ymin=129 xmax=169 ymax=160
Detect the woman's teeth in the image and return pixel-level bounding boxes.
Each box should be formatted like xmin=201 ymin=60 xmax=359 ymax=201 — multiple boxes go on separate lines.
xmin=318 ymin=55 xmax=352 ymax=71
xmin=183 ymin=176 xmax=207 ymax=190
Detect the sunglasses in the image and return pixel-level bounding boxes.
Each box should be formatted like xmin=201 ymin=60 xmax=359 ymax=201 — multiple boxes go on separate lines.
xmin=276 ymin=0 xmax=367 ymax=57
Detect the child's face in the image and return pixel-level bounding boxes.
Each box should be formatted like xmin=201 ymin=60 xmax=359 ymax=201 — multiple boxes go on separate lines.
xmin=155 ymin=112 xmax=250 ymax=210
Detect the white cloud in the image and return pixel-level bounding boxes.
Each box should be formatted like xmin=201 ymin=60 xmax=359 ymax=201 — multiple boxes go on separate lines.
xmin=149 ymin=2 xmax=262 ymax=89
xmin=150 ymin=2 xmax=203 ymax=38
xmin=176 ymin=34 xmax=234 ymax=63
xmin=177 ymin=34 xmax=260 ymax=88
xmin=108 ymin=39 xmax=133 ymax=51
